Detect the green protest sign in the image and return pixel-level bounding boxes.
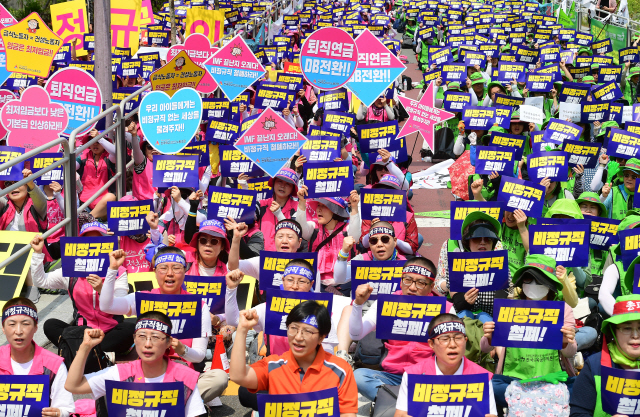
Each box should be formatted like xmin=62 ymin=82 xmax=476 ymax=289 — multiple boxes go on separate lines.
xmin=591 ymin=19 xmax=628 ymax=64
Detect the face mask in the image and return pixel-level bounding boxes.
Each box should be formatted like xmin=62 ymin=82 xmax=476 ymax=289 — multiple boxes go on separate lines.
xmin=522 ymin=282 xmax=549 ymax=300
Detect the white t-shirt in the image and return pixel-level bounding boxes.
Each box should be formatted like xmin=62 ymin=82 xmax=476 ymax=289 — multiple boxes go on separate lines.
xmin=395 ymin=357 xmax=498 ymax=415
xmin=86 ymin=365 xmax=206 ymax=417
xmin=11 ymin=359 xmax=75 ymax=417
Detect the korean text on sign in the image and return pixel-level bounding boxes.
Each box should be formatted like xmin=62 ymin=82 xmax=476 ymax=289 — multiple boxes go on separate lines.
xmin=264 ymin=289 xmax=332 ymax=337
xmin=408 ymin=373 xmax=490 ymax=417
xmin=351 ymin=260 xmax=404 ymax=301
xmin=376 ymin=294 xmax=446 ymax=342
xmin=492 ymin=299 xmax=564 ymax=349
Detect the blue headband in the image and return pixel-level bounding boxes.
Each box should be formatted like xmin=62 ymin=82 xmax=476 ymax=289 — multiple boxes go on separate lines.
xmin=283 ymin=265 xmax=314 ymax=281
xmin=155 ymin=253 xmax=186 ymax=267
xmin=135 ymin=319 xmax=171 ymax=336
xmin=429 ymin=321 xmax=466 ymax=339
xmin=300 ymin=315 xmax=318 ymax=328
xmin=2 ymin=305 xmax=38 ymax=323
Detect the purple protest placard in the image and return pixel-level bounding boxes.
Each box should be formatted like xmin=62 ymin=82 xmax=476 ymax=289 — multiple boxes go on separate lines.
xmin=529 ymin=224 xmax=590 ymax=267
xmin=0 ymin=146 xmax=25 ymax=181
xmin=562 ymin=140 xmax=601 ymax=168
xmin=607 ymin=128 xmax=640 ymax=160
xmin=474 ymin=146 xmax=515 ymax=176
xmin=361 ymin=188 xmax=407 ymax=222
xmin=601 ymin=365 xmax=640 ymax=417
xmin=136 ymin=292 xmax=203 ymax=339
xmin=408 ymin=374 xmax=490 ymax=417
xmin=323 ymin=111 xmax=355 ymax=135
xmin=497 ymin=177 xmax=545 ymax=219
xmin=258 ymin=388 xmax=339 ymax=417
xmin=542 ymin=119 xmax=583 ymax=144
xmin=304 ymin=161 xmax=354 ymax=198
xmin=264 ymin=289 xmax=332 ymax=337
xmin=492 ymin=298 xmax=564 ymax=349
xmin=27 ymin=152 xmax=64 ymax=185
xmin=617 ymin=228 xmax=640 ymax=269
xmin=61 ymin=236 xmax=118 ymax=277
xmin=106 ymin=381 xmax=184 ymax=417
xmin=526 ymin=151 xmax=570 ymax=182
xmin=448 ymin=250 xmax=510 ymax=292
xmin=350 ymin=260 xmax=404 ymax=300
xmin=375 ymin=294 xmax=446 ymax=342
xmin=590 ymin=217 xmax=620 ymax=251
xmin=300 ymin=137 xmax=341 ymax=162
xmin=0 ymin=375 xmax=49 ymax=417
xmin=207 ymin=186 xmax=257 ymax=224
xmin=247 ymin=177 xmax=272 ymax=201
xmin=218 ymin=145 xmax=264 ymax=177
xmin=488 ymin=132 xmax=526 ymax=160
xmin=183 ymin=275 xmax=226 ymax=314
xmin=107 ymin=199 xmax=153 ymax=236
xmin=152 ymin=155 xmax=199 ymax=189
xmin=357 ymin=121 xmax=400 ymax=153
xmin=450 ymin=201 xmax=504 ymax=241
xmin=259 ymin=251 xmax=318 ymax=291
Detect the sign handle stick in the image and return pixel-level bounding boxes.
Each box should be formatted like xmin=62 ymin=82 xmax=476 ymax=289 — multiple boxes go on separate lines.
xmin=399 ymin=132 xmax=421 ymax=191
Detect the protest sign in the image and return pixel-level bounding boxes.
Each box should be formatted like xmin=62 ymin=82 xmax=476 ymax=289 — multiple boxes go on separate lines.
xmin=323 ymin=111 xmax=354 ymax=135
xmin=257 ymin=389 xmax=339 ymax=417
xmin=558 ymin=82 xmax=590 ymax=104
xmin=300 ymin=27 xmax=358 ymax=90
xmin=448 ymin=251 xmax=510 ymax=292
xmin=105 ymin=381 xmax=184 ymax=417
xmin=590 ymin=217 xmax=620 ymax=251
xmin=317 ymin=88 xmax=349 ymax=112
xmin=361 ymin=188 xmax=407 ymax=222
xmin=529 ymin=223 xmax=590 ymax=267
xmin=139 ymin=87 xmax=202 ymax=154
xmin=519 ymin=104 xmax=544 ymax=125
xmin=61 ymin=236 xmax=118 ymax=277
xmin=234 ymin=108 xmax=307 ymax=177
xmin=0 ymin=146 xmax=24 ymax=181
xmin=488 ymin=131 xmax=526 ymax=160
xmin=107 ymin=199 xmax=153 ymax=236
xmin=408 ymin=374 xmax=490 ymax=417
xmin=136 ymin=292 xmax=203 ymax=338
xmin=492 ymin=298 xmax=564 ymax=349
xmin=450 ymin=201 xmax=504 ymax=241
xmin=247 ymin=177 xmax=272 ymax=201
xmin=527 ymin=151 xmax=570 ymax=182
xmin=259 ymin=251 xmax=318 ymax=290
xmin=177 ymin=140 xmax=209 ymax=167
xmin=149 ymin=51 xmax=205 ymax=97
xmin=51 ymin=0 xmax=88 ymax=57
xmin=357 ymin=121 xmax=400 ymax=153
xmin=350 ymin=260 xmax=404 ymax=301
xmin=592 ymin=81 xmax=623 ymax=102
xmin=497 ymin=177 xmax=545 ymax=219
xmin=152 ymin=155 xmax=199 ymax=189
xmin=0 ymin=375 xmax=50 ymax=417
xmin=184 ymin=8 xmax=225 ymax=45
xmin=443 ymin=91 xmax=472 ymax=113
xmin=45 ymin=67 xmax=102 ymax=137
xmin=617 ymin=228 xmax=640 ymax=269
xmin=183 ymin=275 xmax=226 ymax=314
xmin=346 ymin=30 xmax=406 ymax=107
xmin=601 ymin=365 xmax=640 ymax=417
xmin=0 ymin=4 xmax=17 ymax=27
xmin=0 ymin=231 xmax=37 ymax=310
xmin=582 ymin=102 xmax=610 ymax=123
xmin=2 ymin=86 xmax=68 ymax=153
xmin=300 ymin=137 xmax=341 ymax=162
xmin=474 ymin=146 xmax=515 ymax=176
xmin=562 ymin=140 xmax=601 ymax=168
xmin=27 ymin=152 xmax=63 ymax=185
xmin=607 ymin=128 xmax=640 ymax=159
xmin=303 ymin=161 xmax=353 ymax=198
xmin=110 ymin=0 xmax=142 ymax=55
xmin=218 ymin=145 xmax=264 ymax=177
xmin=376 ymin=294 xmax=445 ymax=342
xmin=264 ymin=289 xmax=332 ymax=337
xmin=207 ymin=186 xmax=257 ymax=224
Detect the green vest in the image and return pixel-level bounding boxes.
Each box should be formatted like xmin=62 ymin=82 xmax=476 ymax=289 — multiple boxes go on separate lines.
xmin=500 ymin=223 xmax=526 ymax=277
xmin=594 ymin=375 xmax=610 ymax=417
xmin=623 ymin=80 xmax=637 ymax=106
xmin=590 ymin=248 xmax=607 ymax=277
xmin=419 ymin=42 xmax=429 ymax=65
xmin=406 ymin=24 xmax=417 ymax=39
xmin=448 ymin=239 xmax=461 ymax=252
xmin=503 ymin=347 xmax=561 ymax=379
xmin=611 ymin=185 xmax=632 ymax=220
xmin=612 ymin=244 xmax=633 ymax=296
xmin=468 ymin=174 xmax=498 ymax=201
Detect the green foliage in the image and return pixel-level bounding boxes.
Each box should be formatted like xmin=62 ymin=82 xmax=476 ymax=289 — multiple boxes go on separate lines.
xmin=630 ymin=0 xmax=640 ymax=21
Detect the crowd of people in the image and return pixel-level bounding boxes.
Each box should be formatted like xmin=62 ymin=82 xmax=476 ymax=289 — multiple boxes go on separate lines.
xmin=3 ymin=0 xmax=640 ymax=416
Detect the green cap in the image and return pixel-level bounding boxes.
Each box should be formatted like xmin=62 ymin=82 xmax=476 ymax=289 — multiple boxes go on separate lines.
xmin=618 ymin=214 xmax=640 ymax=234
xmin=602 ymin=294 xmax=640 ymax=337
xmin=596 ymin=120 xmax=620 ymax=136
xmin=513 ymin=254 xmax=563 ymax=291
xmin=544 ymin=199 xmax=584 ymax=220
xmin=487 ymin=81 xmax=507 ymax=95
xmin=591 ymin=63 xmax=600 ymax=70
xmin=448 ymin=81 xmax=462 ymax=90
xmin=582 ymin=75 xmax=596 ymax=84
xmin=578 ymin=47 xmax=592 ymax=56
xmin=623 ymin=158 xmax=640 ymax=176
xmin=500 ymin=44 xmax=511 ymax=53
xmin=576 ymin=191 xmax=608 ymax=218
xmin=470 ymin=72 xmax=485 ymax=85
xmin=630 ymin=67 xmax=640 ymax=77
xmin=460 ymin=211 xmax=501 ymax=241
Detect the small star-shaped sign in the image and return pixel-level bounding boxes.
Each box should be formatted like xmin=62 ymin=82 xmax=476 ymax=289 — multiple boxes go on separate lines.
xmin=397 ymin=81 xmax=456 ymax=151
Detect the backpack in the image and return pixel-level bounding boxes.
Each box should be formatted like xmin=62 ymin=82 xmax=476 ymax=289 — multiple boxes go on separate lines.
xmin=58 ymin=322 xmax=113 ymax=374
xmin=369 ymin=385 xmax=400 ymax=417
xmin=505 ymin=380 xmax=570 ymax=417
xmin=353 ymin=332 xmax=388 ymax=370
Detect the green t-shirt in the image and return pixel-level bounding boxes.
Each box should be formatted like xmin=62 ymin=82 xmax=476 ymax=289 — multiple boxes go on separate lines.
xmin=503 ymin=347 xmax=561 ymax=380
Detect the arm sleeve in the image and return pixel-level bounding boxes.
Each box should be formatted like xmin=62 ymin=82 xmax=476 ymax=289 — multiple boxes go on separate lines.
xmin=28 ymin=185 xmax=48 ymax=220
xmin=98 ymin=139 xmax=117 ymax=164
xmin=184 ymin=200 xmax=200 ymax=244
xmin=333 ymin=257 xmax=350 ymax=285
xmin=561 ymin=306 xmax=577 ymax=358
xmin=395 ymin=373 xmax=409 ymax=411
xmin=114 ymin=272 xmax=129 ymax=298
xmin=54 ymin=191 xmax=64 ymax=212
xmin=384 ymin=105 xmax=395 ymax=120
xmin=225 ymin=287 xmax=240 ymax=326
xmin=453 ymin=135 xmax=466 ymax=156
xmin=349 ymin=301 xmax=377 ymax=340
xmin=356 ymin=104 xmax=367 ymax=120
xmin=395 ymin=239 xmax=413 ymax=254
xmin=149 ymin=228 xmax=163 ymax=246
xmin=99 ymin=271 xmax=135 ymax=315
xmin=599 ymin=264 xmax=619 ymax=316
xmin=51 ymin=363 xmax=75 ymax=417
xmin=237 ymin=258 xmax=261 ymax=279
xmin=181 ymin=304 xmax=210 ymax=363
xmin=30 ymin=253 xmax=69 ymax=290
xmin=572 ymin=174 xmax=584 ymax=199
xmin=386 ymin=163 xmax=409 ymax=190
xmin=591 ymin=166 xmax=605 ymax=192
xmin=199 ymin=166 xmax=212 ymax=194
xmin=131 ymin=133 xmax=146 ymax=166
xmin=557 ymin=270 xmax=579 ymax=308
xmin=295 ymin=208 xmax=315 ymax=240
xmin=348 ymin=213 xmax=361 ymax=242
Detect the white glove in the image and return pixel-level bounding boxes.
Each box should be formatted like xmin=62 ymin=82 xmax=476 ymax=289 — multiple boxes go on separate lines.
xmin=468 ymin=132 xmax=477 ymax=146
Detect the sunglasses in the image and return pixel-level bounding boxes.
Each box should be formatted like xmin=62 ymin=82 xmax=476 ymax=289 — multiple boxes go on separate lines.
xmin=369 ymin=235 xmax=391 ymax=245
xmin=199 ymin=236 xmax=221 ymax=246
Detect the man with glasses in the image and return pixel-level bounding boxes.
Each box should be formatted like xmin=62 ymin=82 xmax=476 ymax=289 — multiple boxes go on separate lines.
xmin=601 ymin=157 xmax=640 ymax=220
xmin=230 ymin=300 xmax=358 ymax=417
xmin=393 ymin=313 xmax=498 ymax=417
xmin=347 ymin=258 xmax=455 ymax=401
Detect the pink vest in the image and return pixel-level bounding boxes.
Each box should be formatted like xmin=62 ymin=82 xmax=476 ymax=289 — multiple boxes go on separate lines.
xmin=70 ymin=268 xmax=127 ymax=332
xmin=122 ymin=236 xmax=151 ymax=273
xmin=366 ymin=106 xmax=389 ymax=122
xmin=186 ymin=258 xmax=228 ymax=276
xmin=0 ymin=198 xmax=51 ymax=262
xmin=45 ymin=199 xmax=65 ymax=243
xmin=79 ymin=152 xmax=110 ymax=210
xmin=0 ymin=343 xmax=64 ymax=385
xmin=132 ymin=158 xmax=155 ymax=201
xmin=310 ymin=222 xmax=347 ymax=285
xmin=116 ymin=357 xmax=199 ymax=404
xmin=361 ymin=252 xmax=407 ymax=261
xmin=259 ymin=197 xmax=298 ymax=252
xmin=404 ymin=354 xmax=494 ymax=380
xmin=381 ymin=290 xmax=453 ymax=374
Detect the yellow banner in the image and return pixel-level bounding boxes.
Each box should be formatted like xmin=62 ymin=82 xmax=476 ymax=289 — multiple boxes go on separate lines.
xmin=1 ymin=12 xmax=62 ymax=78
xmin=185 ymin=8 xmax=225 ymax=44
xmin=110 ymin=0 xmax=142 ymax=55
xmin=0 ymin=231 xmax=37 ymax=311
xmin=50 ymin=0 xmax=88 ymax=57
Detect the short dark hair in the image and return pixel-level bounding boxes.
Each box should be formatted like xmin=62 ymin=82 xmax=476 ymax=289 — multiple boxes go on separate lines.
xmin=426 ymin=313 xmax=464 ymax=336
xmin=285 ymin=258 xmax=316 ymax=276
xmin=286 ymin=300 xmax=331 ymax=337
xmin=3 ymin=297 xmax=37 ymax=313
xmin=137 ymin=310 xmax=173 ymax=333
xmin=152 ymin=246 xmax=186 ymax=268
xmin=403 ymin=257 xmax=436 ymax=276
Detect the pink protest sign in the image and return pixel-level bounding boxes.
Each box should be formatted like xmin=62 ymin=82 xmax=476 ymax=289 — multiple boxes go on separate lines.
xmin=0 ymin=4 xmax=17 ymax=27
xmin=1 ymin=86 xmax=68 ymax=152
xmin=397 ymin=82 xmax=455 ymax=151
xmin=300 ymin=27 xmax=358 ymax=91
xmin=140 ymin=0 xmax=155 ymax=25
xmin=44 ymin=67 xmax=102 ymax=137
xmin=168 ymin=33 xmax=218 ymax=94
xmin=0 ymin=90 xmax=16 ymax=139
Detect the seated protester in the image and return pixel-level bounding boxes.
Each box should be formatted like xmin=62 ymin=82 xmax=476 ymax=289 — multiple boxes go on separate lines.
xmin=333 ymin=221 xmax=407 ymax=286
xmin=601 ymin=157 xmax=640 ymax=220
xmin=0 ymin=297 xmax=75 ymax=417
xmin=481 ymin=255 xmax=577 ymax=411
xmin=434 ymin=211 xmax=513 ymax=323
xmin=76 ymin=135 xmax=117 ymax=221
xmin=468 ymin=72 xmax=488 ymax=103
xmin=41 ymin=180 xmax=65 ymax=260
xmin=361 ymin=150 xmax=410 ymax=191
xmin=64 ymin=313 xmax=206 ymax=417
xmin=157 ymin=186 xmax=208 ymax=248
xmin=348 ymin=258 xmax=454 ymax=401
xmin=483 ymin=79 xmax=523 ymax=107
xmin=600 ymin=214 xmax=640 ymax=317
xmin=569 ymin=294 xmax=640 ymax=417
xmin=30 ymin=225 xmax=135 ymax=355
xmin=498 ymin=208 xmax=529 ymax=277
xmin=577 ymin=192 xmax=610 ymax=279
xmin=295 ymin=186 xmax=361 ymax=294
xmin=540 ymin=174 xmax=572 ymax=218
xmin=356 ymin=96 xmax=395 ymax=122
xmin=394 ymin=314 xmax=498 ymax=417
xmin=257 ymin=169 xmax=300 ymax=252
xmin=99 ymin=246 xmax=231 ymax=406
xmin=230 ymin=300 xmax=358 ymax=417
xmin=225 ymin=258 xmax=350 ymax=355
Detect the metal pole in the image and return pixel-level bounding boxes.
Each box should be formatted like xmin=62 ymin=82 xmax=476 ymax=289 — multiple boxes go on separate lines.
xmin=115 ymin=106 xmax=127 ymax=199
xmin=64 ymin=147 xmax=78 ymax=237
xmin=93 ymin=0 xmax=113 ymax=126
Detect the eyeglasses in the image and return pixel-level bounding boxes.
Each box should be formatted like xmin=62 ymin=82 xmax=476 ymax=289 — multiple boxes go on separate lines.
xmin=199 ymin=236 xmax=221 ymax=246
xmin=401 ymin=277 xmax=431 ymax=290
xmin=135 ymin=334 xmax=167 ymax=344
xmin=617 ymin=325 xmax=640 ymax=336
xmin=284 ymin=277 xmax=311 ymax=287
xmin=624 ymin=172 xmax=640 ymax=180
xmin=369 ymin=235 xmax=391 ymax=245
xmin=287 ymin=325 xmax=319 ymax=339
xmin=156 ymin=265 xmax=185 ymax=274
xmin=434 ymin=334 xmax=466 ymax=346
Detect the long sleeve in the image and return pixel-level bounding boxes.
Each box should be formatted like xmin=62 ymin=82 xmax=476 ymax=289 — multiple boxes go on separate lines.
xmin=356 ymin=104 xmax=367 ymax=120
xmin=184 ymin=200 xmax=200 ymax=244
xmin=557 ymin=270 xmax=579 ymax=308
xmin=561 ymin=305 xmax=577 ymax=357
xmin=572 ymin=174 xmax=584 ymax=200
xmin=294 ymin=208 xmax=315 ymax=240
xmin=54 ymin=191 xmax=64 ymax=212
xmin=591 ymin=166 xmax=605 ymax=192
xmin=51 ymin=363 xmax=75 ymax=417
xmin=453 ymin=135 xmax=466 ymax=156
xmin=224 ymin=287 xmax=240 ymax=326
xmin=435 ymin=240 xmax=451 ymax=294
xmin=99 ymin=271 xmax=135 ymax=315
xmin=384 ymin=105 xmax=395 ymax=120
xmin=98 ymin=138 xmax=117 ymax=164
xmin=386 ymin=162 xmax=409 ymax=190
xmin=149 ymin=228 xmax=163 ymax=246
xmin=28 ymin=185 xmax=48 ymax=220
xmin=349 ymin=301 xmax=377 ymax=340
xmin=199 ymin=166 xmax=212 ymax=194
xmin=599 ymin=263 xmax=619 ymax=316
xmin=30 ymin=252 xmax=69 ymax=290
xmin=333 ymin=257 xmax=350 ymax=285
xmin=348 ymin=213 xmax=361 ymax=242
